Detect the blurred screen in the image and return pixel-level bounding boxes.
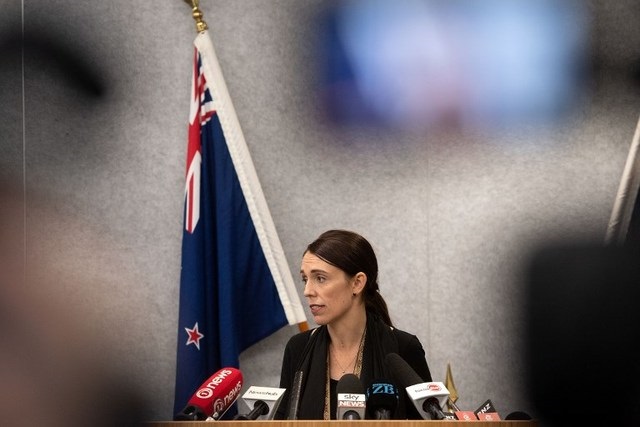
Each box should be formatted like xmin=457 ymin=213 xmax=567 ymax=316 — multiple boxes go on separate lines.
xmin=315 ymin=0 xmax=590 ymax=131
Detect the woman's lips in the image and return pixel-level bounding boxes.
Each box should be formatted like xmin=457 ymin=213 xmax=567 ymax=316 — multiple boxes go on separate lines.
xmin=309 ymin=304 xmax=324 ymax=315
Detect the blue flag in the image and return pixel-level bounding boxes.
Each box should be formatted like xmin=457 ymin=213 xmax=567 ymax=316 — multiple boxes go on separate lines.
xmin=174 ymin=30 xmax=307 ymax=418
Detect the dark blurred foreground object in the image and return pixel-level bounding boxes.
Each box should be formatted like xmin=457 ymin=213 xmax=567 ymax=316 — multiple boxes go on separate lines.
xmin=526 ymin=243 xmax=640 ymax=426
xmin=0 ymin=28 xmax=105 ymax=97
xmin=315 ymin=0 xmax=589 ymax=131
xmin=0 ymin=180 xmax=149 ymax=427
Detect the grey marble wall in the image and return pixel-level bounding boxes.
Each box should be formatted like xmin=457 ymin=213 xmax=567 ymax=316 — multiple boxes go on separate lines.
xmin=2 ymin=0 xmax=639 ymax=423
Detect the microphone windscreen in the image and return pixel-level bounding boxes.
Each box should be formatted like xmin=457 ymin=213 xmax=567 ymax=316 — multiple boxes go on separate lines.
xmin=286 ymin=370 xmax=304 ymax=420
xmin=384 ymin=353 xmax=423 ymax=388
xmin=336 ymin=374 xmax=366 ymax=420
xmin=365 ymin=380 xmax=399 ymax=419
xmin=175 ymin=367 xmax=243 ymax=421
xmin=336 ymin=373 xmax=365 ymax=394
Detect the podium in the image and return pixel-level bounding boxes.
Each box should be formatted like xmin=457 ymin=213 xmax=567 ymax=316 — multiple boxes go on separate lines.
xmin=144 ymin=421 xmax=537 ymax=427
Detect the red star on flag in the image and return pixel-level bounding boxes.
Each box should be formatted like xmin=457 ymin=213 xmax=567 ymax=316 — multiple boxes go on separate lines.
xmin=185 ymin=322 xmax=204 ymax=350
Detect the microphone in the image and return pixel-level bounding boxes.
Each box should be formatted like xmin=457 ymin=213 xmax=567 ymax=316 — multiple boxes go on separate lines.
xmin=365 ymin=379 xmax=399 ymax=419
xmin=505 ymin=411 xmax=532 ymax=420
xmin=174 ymin=367 xmax=243 ymax=421
xmin=286 ymin=370 xmax=304 ymax=420
xmin=336 ymin=373 xmax=366 ymax=420
xmin=385 ymin=353 xmax=449 ymax=420
xmin=234 ymin=385 xmax=286 ymax=420
xmin=234 ymin=401 xmax=268 ymax=420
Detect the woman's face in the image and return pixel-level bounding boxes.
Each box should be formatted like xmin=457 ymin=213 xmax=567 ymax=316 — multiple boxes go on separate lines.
xmin=300 ymin=252 xmax=357 ymax=325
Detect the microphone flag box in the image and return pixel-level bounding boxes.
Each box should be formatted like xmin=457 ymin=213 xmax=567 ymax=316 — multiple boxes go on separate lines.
xmin=455 ymin=410 xmax=478 ymax=421
xmin=337 ymin=392 xmax=366 ymax=409
xmin=405 ymin=381 xmax=450 ymax=408
xmin=475 ymin=399 xmax=501 ymax=420
xmin=477 ymin=412 xmax=501 ymax=420
xmin=242 ymin=385 xmax=286 ymax=420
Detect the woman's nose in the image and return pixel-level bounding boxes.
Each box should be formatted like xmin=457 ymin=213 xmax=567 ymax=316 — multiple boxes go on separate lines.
xmin=303 ymin=281 xmax=314 ymax=297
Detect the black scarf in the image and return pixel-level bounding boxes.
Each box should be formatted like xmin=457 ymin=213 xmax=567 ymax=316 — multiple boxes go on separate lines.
xmin=293 ymin=312 xmax=411 ymax=419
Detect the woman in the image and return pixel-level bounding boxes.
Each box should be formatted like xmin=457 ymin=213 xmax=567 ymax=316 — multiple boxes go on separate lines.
xmin=275 ymin=229 xmax=432 ymax=420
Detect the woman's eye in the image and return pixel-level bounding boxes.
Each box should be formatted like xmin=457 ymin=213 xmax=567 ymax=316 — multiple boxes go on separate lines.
xmin=316 ymin=276 xmax=325 ymax=283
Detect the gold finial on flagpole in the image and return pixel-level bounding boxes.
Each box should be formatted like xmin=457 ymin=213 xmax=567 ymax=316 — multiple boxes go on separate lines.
xmin=445 ymin=362 xmax=460 ymax=413
xmin=183 ymin=0 xmax=208 ymax=33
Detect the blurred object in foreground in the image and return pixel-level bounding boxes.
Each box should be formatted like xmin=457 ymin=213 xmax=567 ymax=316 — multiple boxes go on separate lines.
xmin=605 ymin=115 xmax=640 ymax=247
xmin=315 ymin=0 xmax=590 ymax=132
xmin=525 ymin=242 xmax=640 ymax=426
xmin=0 ymin=180 xmax=149 ymax=427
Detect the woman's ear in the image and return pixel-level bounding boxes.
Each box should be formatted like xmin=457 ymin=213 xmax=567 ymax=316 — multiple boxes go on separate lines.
xmin=352 ymin=272 xmax=367 ymax=296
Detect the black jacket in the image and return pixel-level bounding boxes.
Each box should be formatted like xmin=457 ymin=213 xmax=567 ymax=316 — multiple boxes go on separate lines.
xmin=275 ymin=313 xmax=432 ymax=420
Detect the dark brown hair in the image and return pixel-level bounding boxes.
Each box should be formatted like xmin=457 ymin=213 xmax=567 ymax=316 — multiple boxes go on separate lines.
xmin=305 ymin=229 xmax=393 ymax=327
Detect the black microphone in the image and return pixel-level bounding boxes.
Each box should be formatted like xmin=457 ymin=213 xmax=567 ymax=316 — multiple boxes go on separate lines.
xmin=505 ymin=411 xmax=532 ymax=420
xmin=236 ymin=385 xmax=286 ymax=420
xmin=365 ymin=379 xmax=399 ymax=419
xmin=422 ymin=395 xmax=447 ymax=421
xmin=233 ymin=400 xmax=269 ymax=420
xmin=336 ymin=373 xmax=366 ymax=420
xmin=385 ymin=353 xmax=449 ymax=421
xmin=286 ymin=370 xmax=304 ymax=420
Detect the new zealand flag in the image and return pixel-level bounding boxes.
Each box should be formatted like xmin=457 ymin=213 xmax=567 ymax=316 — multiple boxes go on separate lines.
xmin=173 ymin=30 xmax=307 ymax=419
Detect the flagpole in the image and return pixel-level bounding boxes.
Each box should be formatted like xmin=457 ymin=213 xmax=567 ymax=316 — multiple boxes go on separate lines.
xmin=605 ymin=114 xmax=640 ymax=245
xmin=183 ymin=0 xmax=208 ymax=33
